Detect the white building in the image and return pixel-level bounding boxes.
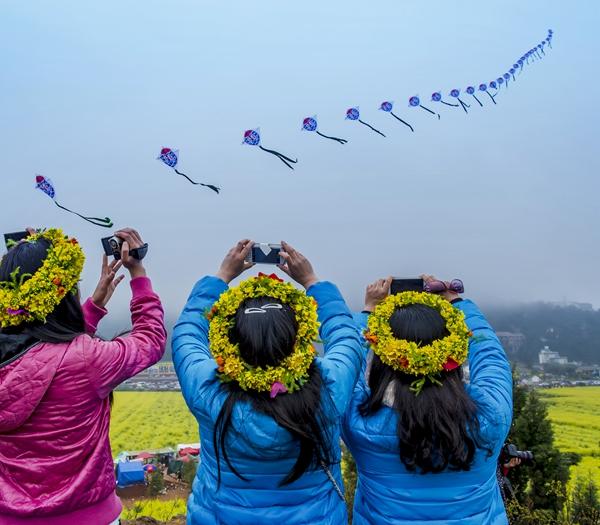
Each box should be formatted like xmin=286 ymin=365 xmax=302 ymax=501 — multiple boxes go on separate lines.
xmin=538 ymin=346 xmax=569 ymax=365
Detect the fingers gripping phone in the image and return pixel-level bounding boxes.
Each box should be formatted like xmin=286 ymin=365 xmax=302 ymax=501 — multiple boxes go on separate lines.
xmin=245 ymin=243 xmax=283 ymax=265
xmin=390 ymin=278 xmax=424 ymax=295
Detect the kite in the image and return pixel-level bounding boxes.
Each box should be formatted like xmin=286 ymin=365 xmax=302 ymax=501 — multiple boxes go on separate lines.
xmin=408 ymin=96 xmax=440 ymax=119
xmin=35 ymin=175 xmax=113 ymax=228
xmin=345 ymin=107 xmax=386 ymax=137
xmin=478 ymin=84 xmax=496 ymax=104
xmin=465 ymin=86 xmax=483 ymax=107
xmin=243 ymin=129 xmax=298 ymax=169
xmin=157 ymin=148 xmax=220 ymax=193
xmin=379 ymin=101 xmax=414 ymax=132
xmin=449 ymin=89 xmax=470 ymax=113
xmin=302 ymin=117 xmax=347 ymax=144
xmin=431 ymin=91 xmax=459 ymax=108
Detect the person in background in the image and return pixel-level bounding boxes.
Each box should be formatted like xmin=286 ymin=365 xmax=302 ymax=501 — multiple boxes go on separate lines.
xmin=0 ymin=227 xmax=166 ymax=525
xmin=342 ymin=275 xmax=512 ymax=525
xmin=172 ymin=240 xmax=364 ymax=525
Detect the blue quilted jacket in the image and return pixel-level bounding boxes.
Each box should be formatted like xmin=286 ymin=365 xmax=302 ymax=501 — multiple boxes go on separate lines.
xmin=342 ymin=300 xmax=512 ymax=525
xmin=173 ymin=276 xmax=364 ymax=525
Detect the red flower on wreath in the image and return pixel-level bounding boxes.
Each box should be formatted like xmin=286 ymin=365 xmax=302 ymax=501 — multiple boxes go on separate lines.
xmin=364 ymin=332 xmax=378 ymax=345
xmin=443 ymin=358 xmax=460 ymax=371
xmin=258 ymin=272 xmax=283 ymax=282
xmin=398 ymin=357 xmax=409 ymax=369
xmin=215 ymin=356 xmax=225 ymax=373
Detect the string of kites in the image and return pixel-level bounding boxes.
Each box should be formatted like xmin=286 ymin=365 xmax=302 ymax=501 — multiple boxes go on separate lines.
xmin=33 ymin=30 xmax=553 ymax=228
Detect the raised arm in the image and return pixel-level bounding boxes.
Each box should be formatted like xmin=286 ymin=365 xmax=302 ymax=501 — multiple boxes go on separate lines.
xmin=455 ymin=299 xmax=513 ymax=442
xmin=172 ymin=276 xmax=228 ymax=407
xmin=309 ymin=282 xmax=364 ymax=416
xmin=172 ymin=239 xmax=255 ymax=409
xmin=84 ymin=277 xmax=166 ymax=398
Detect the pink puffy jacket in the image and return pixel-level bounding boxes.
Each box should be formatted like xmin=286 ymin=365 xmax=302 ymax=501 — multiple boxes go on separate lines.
xmin=0 ymin=277 xmax=166 ymax=525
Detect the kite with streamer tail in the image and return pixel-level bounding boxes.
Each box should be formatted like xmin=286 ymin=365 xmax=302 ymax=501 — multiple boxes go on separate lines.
xmin=243 ymin=129 xmax=298 ymax=169
xmin=345 ymin=107 xmax=386 ymax=137
xmin=379 ymin=101 xmax=414 ymax=132
xmin=478 ymin=84 xmax=496 ymax=104
xmin=408 ymin=96 xmax=440 ymax=119
xmin=157 ymin=148 xmax=220 ymax=193
xmin=465 ymin=86 xmax=483 ymax=107
xmin=449 ymin=89 xmax=470 ymax=113
xmin=302 ymin=117 xmax=347 ymax=144
xmin=35 ymin=175 xmax=113 ymax=228
xmin=431 ymin=91 xmax=458 ymax=108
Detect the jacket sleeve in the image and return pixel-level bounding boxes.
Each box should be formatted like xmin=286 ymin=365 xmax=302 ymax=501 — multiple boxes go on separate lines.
xmin=456 ymin=300 xmax=513 ymax=444
xmin=83 ymin=277 xmax=167 ymax=399
xmin=81 ymin=298 xmax=107 ymax=335
xmin=310 ymin=282 xmax=365 ymax=417
xmin=172 ymin=276 xmax=228 ymax=410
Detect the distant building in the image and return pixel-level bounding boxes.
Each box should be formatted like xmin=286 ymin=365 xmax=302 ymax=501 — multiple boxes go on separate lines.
xmin=539 ymin=346 xmax=569 ymax=365
xmin=549 ymin=300 xmax=594 ymax=311
xmin=497 ymin=332 xmax=526 ymax=355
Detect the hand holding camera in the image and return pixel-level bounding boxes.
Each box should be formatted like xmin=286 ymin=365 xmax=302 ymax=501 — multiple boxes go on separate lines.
xmin=216 ymin=239 xmax=255 ymax=284
xmin=111 ymin=228 xmax=147 ymax=279
xmin=364 ymin=277 xmax=393 ymax=312
xmin=278 ymin=241 xmax=318 ymax=290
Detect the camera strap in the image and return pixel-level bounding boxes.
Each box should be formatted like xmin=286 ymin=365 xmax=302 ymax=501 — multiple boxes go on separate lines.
xmin=320 ymin=459 xmax=345 ymax=502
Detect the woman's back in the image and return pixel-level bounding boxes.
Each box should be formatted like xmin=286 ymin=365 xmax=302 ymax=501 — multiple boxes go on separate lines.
xmin=343 ymin=296 xmax=512 ymax=525
xmin=173 ymin=242 xmax=364 ymax=525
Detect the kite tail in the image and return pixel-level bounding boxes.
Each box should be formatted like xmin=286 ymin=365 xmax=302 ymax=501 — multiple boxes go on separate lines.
xmin=485 ymin=91 xmax=497 ymax=105
xmin=419 ymin=105 xmax=441 ymax=119
xmin=441 ymin=101 xmax=459 ymax=107
xmin=259 ymin=146 xmax=298 ymax=170
xmin=316 ymin=131 xmax=348 ymax=144
xmin=54 ymin=201 xmax=113 ymax=228
xmin=174 ymin=169 xmax=220 ymax=193
xmin=390 ymin=112 xmax=415 ymax=132
xmin=458 ymin=99 xmax=470 ymax=114
xmin=358 ymin=120 xmax=386 ymax=137
xmin=472 ymin=95 xmax=483 ymax=107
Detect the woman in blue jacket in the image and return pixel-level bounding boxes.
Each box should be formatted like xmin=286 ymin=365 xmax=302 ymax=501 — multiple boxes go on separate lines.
xmin=342 ymin=275 xmax=512 ymax=525
xmin=172 ymin=240 xmax=364 ymax=525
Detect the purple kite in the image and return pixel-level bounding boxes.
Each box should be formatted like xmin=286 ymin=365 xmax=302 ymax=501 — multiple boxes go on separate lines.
xmin=243 ymin=129 xmax=298 ymax=170
xmin=157 ymin=148 xmax=220 ymax=193
xmin=345 ymin=107 xmax=386 ymax=137
xmin=35 ymin=175 xmax=113 ymax=228
xmin=379 ymin=101 xmax=414 ymax=132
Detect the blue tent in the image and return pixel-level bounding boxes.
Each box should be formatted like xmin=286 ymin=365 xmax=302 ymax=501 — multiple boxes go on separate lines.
xmin=116 ymin=461 xmax=145 ymax=488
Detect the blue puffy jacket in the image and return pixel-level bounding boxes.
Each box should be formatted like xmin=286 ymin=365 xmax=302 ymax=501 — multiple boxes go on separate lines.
xmin=342 ymin=300 xmax=513 ymax=525
xmin=172 ymin=276 xmax=364 ymax=525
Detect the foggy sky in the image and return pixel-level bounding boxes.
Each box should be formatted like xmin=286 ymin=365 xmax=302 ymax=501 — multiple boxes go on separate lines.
xmin=1 ymin=0 xmax=599 ymax=336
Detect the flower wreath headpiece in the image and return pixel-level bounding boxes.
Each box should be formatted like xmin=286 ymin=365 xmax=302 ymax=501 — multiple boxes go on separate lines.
xmin=364 ymin=291 xmax=472 ymax=394
xmin=0 ymin=229 xmax=85 ymax=328
xmin=207 ymin=273 xmax=319 ymax=398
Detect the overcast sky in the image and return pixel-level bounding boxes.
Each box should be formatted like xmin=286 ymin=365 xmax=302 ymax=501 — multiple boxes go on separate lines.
xmin=1 ymin=1 xmax=599 ymax=333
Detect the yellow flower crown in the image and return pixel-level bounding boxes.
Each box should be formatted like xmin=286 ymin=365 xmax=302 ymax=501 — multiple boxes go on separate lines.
xmin=0 ymin=229 xmax=85 ymax=328
xmin=364 ymin=292 xmax=471 ymax=393
xmin=207 ymin=273 xmax=320 ymax=397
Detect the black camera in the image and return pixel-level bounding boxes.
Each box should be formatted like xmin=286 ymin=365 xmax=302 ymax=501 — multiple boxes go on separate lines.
xmin=4 ymin=231 xmax=31 ymax=249
xmin=101 ymin=236 xmax=148 ymax=261
xmin=500 ymin=443 xmax=534 ymax=466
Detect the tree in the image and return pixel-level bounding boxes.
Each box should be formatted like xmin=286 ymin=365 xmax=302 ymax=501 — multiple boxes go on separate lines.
xmin=509 ymin=389 xmax=570 ymax=512
xmin=146 ymin=468 xmax=165 ymax=497
xmin=570 ymin=473 xmax=600 ymax=525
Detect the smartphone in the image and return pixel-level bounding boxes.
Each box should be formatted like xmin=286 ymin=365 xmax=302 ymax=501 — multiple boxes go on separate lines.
xmin=391 ymin=278 xmax=424 ymax=295
xmin=4 ymin=231 xmax=29 ymax=249
xmin=247 ymin=243 xmax=282 ymax=264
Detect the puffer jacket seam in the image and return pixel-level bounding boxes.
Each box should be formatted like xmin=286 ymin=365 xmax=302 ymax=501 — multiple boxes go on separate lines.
xmin=0 ymin=341 xmax=41 ymax=369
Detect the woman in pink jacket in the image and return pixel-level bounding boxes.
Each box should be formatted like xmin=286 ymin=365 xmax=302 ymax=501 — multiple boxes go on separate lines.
xmin=0 ymin=227 xmax=166 ymax=525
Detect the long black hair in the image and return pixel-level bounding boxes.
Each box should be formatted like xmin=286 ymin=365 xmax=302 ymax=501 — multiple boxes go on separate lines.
xmin=0 ymin=238 xmax=85 ymax=342
xmin=214 ymin=296 xmax=334 ymax=486
xmin=360 ymin=303 xmax=480 ymax=474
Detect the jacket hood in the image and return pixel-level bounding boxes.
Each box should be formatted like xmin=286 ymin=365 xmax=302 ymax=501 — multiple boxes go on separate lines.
xmin=0 ymin=334 xmax=64 ymax=432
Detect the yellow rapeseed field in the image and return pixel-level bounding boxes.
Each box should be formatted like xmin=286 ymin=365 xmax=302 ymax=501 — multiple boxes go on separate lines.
xmin=110 ymin=391 xmax=198 ymax=455
xmin=540 ymin=386 xmax=600 ymax=489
